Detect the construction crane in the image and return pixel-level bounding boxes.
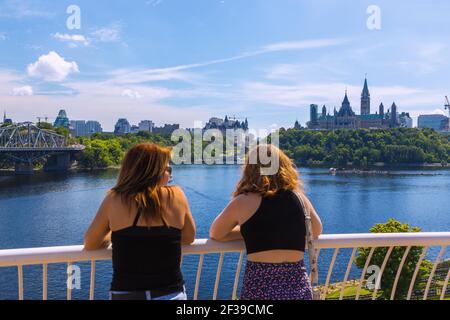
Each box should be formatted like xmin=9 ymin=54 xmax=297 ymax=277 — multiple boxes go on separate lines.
xmin=445 ymin=96 xmax=450 ymax=132
xmin=445 ymin=96 xmax=450 ymax=115
xmin=36 ymin=116 xmax=51 ymax=125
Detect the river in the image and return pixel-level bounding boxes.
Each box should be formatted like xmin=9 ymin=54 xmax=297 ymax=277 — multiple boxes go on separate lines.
xmin=0 ymin=166 xmax=449 ymax=300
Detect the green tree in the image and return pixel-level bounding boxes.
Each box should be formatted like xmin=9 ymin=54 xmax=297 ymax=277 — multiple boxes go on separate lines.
xmin=278 ymin=128 xmax=450 ymax=168
xmin=55 ymin=126 xmax=70 ymax=138
xmin=355 ymin=219 xmax=432 ymax=300
xmin=37 ymin=122 xmax=54 ymax=130
xmin=78 ymin=140 xmax=115 ymax=169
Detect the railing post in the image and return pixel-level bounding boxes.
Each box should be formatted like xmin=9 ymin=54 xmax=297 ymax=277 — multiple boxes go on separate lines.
xmin=372 ymin=246 xmax=394 ymax=300
xmin=423 ymin=246 xmax=447 ymax=300
xmin=339 ymin=248 xmax=357 ymax=300
xmin=390 ymin=246 xmax=411 ymax=300
xmin=213 ymin=253 xmax=224 ymax=300
xmin=42 ymin=264 xmax=48 ymax=301
xmin=407 ymin=246 xmax=428 ymax=300
xmin=17 ymin=265 xmax=24 ymax=300
xmin=440 ymin=268 xmax=450 ymax=301
xmin=89 ymin=260 xmax=96 ymax=301
xmin=322 ymin=248 xmax=339 ymax=300
xmin=67 ymin=262 xmax=72 ymax=301
xmin=193 ymin=254 xmax=204 ymax=301
xmin=356 ymin=247 xmax=376 ymax=300
xmin=232 ymin=252 xmax=245 ymax=301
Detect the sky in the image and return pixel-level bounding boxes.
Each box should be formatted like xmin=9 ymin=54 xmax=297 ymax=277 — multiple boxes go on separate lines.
xmin=0 ymin=0 xmax=449 ymax=131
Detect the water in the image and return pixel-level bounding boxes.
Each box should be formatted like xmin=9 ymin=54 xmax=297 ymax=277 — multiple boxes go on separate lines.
xmin=0 ymin=166 xmax=449 ymax=300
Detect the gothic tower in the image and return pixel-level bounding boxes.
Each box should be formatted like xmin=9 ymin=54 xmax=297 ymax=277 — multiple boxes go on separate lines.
xmin=391 ymin=102 xmax=398 ymax=127
xmin=310 ymin=104 xmax=319 ymax=125
xmin=361 ymin=77 xmax=371 ymax=115
xmin=322 ymin=105 xmax=327 ymax=118
xmin=379 ymin=103 xmax=385 ymax=116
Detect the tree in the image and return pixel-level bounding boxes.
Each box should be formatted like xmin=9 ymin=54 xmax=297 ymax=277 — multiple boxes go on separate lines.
xmin=278 ymin=128 xmax=450 ymax=168
xmin=78 ymin=140 xmax=115 ymax=169
xmin=355 ymin=219 xmax=432 ymax=300
xmin=37 ymin=122 xmax=54 ymax=130
xmin=55 ymin=126 xmax=70 ymax=138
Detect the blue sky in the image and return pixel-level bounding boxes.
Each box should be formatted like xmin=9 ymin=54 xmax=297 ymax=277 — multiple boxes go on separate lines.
xmin=0 ymin=0 xmax=449 ymax=131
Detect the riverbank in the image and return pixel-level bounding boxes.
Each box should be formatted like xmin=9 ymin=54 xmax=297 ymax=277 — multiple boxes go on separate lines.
xmin=1 ymin=162 xmax=450 ymax=175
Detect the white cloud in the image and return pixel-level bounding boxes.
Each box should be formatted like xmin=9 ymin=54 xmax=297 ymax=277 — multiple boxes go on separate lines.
xmin=103 ymin=38 xmax=347 ymax=86
xmin=121 ymin=89 xmax=143 ymax=99
xmin=239 ymin=81 xmax=445 ymax=112
xmin=52 ymin=33 xmax=89 ymax=47
xmin=398 ymin=42 xmax=448 ymax=75
xmin=262 ymin=39 xmax=348 ymax=53
xmin=146 ymin=0 xmax=163 ymax=6
xmin=27 ymin=51 xmax=79 ymax=82
xmin=0 ymin=0 xmax=53 ymax=18
xmin=12 ymin=85 xmax=33 ymax=96
xmin=91 ymin=23 xmax=122 ymax=42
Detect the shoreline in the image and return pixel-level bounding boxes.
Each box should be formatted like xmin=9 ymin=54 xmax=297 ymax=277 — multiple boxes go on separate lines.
xmin=1 ymin=162 xmax=449 ymax=175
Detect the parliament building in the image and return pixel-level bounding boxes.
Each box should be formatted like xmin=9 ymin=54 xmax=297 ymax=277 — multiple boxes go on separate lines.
xmin=307 ymin=78 xmax=409 ymax=130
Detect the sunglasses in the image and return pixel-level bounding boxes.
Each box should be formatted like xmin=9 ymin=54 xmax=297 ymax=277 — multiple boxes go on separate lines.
xmin=166 ymin=166 xmax=173 ymax=176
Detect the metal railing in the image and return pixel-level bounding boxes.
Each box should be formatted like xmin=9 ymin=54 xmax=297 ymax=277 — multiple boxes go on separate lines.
xmin=0 ymin=233 xmax=449 ymax=301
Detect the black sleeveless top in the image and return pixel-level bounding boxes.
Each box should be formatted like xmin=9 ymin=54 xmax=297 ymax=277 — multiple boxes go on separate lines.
xmin=111 ymin=211 xmax=184 ymax=292
xmin=240 ymin=190 xmax=306 ymax=255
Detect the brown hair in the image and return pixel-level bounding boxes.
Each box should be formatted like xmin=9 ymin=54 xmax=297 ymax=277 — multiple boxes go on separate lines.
xmin=233 ymin=144 xmax=302 ymax=198
xmin=111 ymin=143 xmax=173 ymax=224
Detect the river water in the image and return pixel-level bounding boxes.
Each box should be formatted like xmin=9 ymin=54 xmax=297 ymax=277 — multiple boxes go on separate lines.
xmin=0 ymin=166 xmax=449 ymax=300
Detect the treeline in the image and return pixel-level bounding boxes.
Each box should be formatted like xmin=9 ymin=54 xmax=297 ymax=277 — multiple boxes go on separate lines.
xmin=72 ymin=132 xmax=173 ymax=169
xmin=2 ymin=126 xmax=448 ymax=170
xmin=278 ymin=128 xmax=450 ymax=167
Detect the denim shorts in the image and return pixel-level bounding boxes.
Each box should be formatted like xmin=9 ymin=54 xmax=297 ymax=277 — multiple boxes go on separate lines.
xmin=110 ymin=286 xmax=187 ymax=300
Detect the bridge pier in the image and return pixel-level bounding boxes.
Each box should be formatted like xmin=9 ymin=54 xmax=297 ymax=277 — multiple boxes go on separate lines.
xmin=44 ymin=154 xmax=72 ymax=172
xmin=15 ymin=162 xmax=34 ymax=175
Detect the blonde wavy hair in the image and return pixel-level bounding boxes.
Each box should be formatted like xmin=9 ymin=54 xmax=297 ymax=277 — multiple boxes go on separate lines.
xmin=233 ymin=144 xmax=302 ymax=198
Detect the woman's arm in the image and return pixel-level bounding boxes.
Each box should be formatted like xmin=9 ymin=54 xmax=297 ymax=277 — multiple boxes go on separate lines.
xmin=84 ymin=195 xmax=112 ymax=251
xmin=210 ymin=197 xmax=243 ymax=242
xmin=174 ymin=187 xmax=196 ymax=245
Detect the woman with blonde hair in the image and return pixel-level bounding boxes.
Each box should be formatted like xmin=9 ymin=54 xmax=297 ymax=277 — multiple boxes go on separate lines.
xmin=210 ymin=144 xmax=322 ymax=300
xmin=84 ymin=143 xmax=196 ymax=300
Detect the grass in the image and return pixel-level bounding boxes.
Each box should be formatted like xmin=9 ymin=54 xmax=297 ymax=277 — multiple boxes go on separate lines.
xmin=326 ymin=285 xmax=375 ymax=300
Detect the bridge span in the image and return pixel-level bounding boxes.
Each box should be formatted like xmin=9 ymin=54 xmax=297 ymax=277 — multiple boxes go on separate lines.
xmin=0 ymin=123 xmax=85 ymax=175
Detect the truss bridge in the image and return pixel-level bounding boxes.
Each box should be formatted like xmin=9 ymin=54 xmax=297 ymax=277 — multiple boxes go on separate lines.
xmin=0 ymin=123 xmax=85 ymax=174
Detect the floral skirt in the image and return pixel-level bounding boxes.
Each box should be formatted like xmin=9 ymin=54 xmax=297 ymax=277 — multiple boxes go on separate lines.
xmin=240 ymin=260 xmax=313 ymax=300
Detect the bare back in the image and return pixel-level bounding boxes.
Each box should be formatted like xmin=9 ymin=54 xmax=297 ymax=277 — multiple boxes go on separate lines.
xmin=108 ymin=186 xmax=187 ymax=231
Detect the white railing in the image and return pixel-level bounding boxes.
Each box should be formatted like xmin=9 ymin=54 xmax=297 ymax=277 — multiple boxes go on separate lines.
xmin=0 ymin=233 xmax=449 ymax=301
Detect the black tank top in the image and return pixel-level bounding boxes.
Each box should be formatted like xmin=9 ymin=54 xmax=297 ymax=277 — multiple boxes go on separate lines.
xmin=111 ymin=210 xmax=184 ymax=292
xmin=240 ymin=190 xmax=306 ymax=255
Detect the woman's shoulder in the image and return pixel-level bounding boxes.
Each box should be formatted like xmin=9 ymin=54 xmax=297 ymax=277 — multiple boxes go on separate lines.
xmin=162 ymin=185 xmax=189 ymax=206
xmin=163 ymin=185 xmax=186 ymax=197
xmin=231 ymin=193 xmax=262 ymax=210
xmin=104 ymin=190 xmax=122 ymax=206
xmin=234 ymin=192 xmax=262 ymax=202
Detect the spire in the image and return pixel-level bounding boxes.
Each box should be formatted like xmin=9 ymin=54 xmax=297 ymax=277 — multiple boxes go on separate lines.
xmin=361 ymin=76 xmax=371 ymax=115
xmin=3 ymin=111 xmax=6 ymax=122
xmin=343 ymin=91 xmax=350 ymax=105
xmin=362 ymin=77 xmax=370 ymax=97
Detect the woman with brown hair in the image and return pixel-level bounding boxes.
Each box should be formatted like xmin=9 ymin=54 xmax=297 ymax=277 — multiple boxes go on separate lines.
xmin=84 ymin=143 xmax=196 ymax=300
xmin=210 ymin=144 xmax=322 ymax=300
